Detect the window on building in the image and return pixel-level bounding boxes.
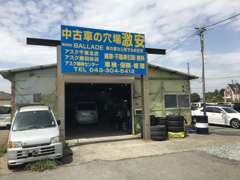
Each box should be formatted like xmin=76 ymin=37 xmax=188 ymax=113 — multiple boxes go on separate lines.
xmin=165 ymin=95 xmax=177 ymax=108
xmin=33 ymin=93 xmax=42 ymax=103
xmin=165 ymin=94 xmax=190 ymax=109
xmin=177 ymin=95 xmax=190 ymax=108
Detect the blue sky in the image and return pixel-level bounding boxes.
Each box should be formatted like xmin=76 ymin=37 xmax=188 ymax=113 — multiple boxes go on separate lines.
xmin=0 ymin=0 xmax=240 ymax=94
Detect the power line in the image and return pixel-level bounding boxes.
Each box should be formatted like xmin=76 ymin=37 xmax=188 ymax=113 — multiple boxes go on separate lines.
xmin=166 ymin=32 xmax=197 ymax=53
xmin=167 ymin=12 xmax=240 ymax=53
xmin=203 ymin=12 xmax=240 ymax=29
xmin=193 ymin=12 xmax=240 ymax=113
xmin=206 ymin=76 xmax=240 ymax=80
xmin=193 ymin=75 xmax=240 ymax=80
xmin=206 ymin=17 xmax=240 ymax=32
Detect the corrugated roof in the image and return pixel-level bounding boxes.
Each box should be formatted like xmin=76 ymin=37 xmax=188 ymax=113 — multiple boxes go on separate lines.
xmin=0 ymin=64 xmax=56 ymax=74
xmin=148 ymin=64 xmax=197 ymax=79
xmin=0 ymin=63 xmax=198 ymax=79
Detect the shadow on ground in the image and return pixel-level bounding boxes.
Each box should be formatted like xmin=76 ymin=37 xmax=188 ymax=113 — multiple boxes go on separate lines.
xmin=209 ymin=125 xmax=240 ymax=136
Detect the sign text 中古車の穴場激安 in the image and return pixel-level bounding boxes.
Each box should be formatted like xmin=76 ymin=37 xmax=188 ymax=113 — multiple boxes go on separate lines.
xmin=61 ymin=25 xmax=147 ymax=75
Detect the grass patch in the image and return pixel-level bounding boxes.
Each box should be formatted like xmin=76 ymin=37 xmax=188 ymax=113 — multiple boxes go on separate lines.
xmin=0 ymin=144 xmax=7 ymax=158
xmin=25 ymin=159 xmax=60 ymax=172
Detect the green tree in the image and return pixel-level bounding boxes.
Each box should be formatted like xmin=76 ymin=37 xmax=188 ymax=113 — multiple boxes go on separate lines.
xmin=219 ymin=88 xmax=225 ymax=96
xmin=191 ymin=93 xmax=201 ymax=102
xmin=205 ymin=89 xmax=224 ymax=103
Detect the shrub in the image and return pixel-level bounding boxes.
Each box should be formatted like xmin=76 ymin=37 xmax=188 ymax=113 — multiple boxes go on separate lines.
xmin=0 ymin=144 xmax=7 ymax=158
xmin=25 ymin=159 xmax=59 ymax=172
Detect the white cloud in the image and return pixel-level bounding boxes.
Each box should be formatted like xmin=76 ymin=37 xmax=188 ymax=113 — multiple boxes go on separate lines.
xmin=0 ymin=30 xmax=56 ymax=65
xmin=0 ymin=0 xmax=240 ymax=93
xmin=151 ymin=49 xmax=240 ymax=94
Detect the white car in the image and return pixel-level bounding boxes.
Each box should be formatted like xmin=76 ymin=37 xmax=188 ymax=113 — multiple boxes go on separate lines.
xmin=0 ymin=105 xmax=11 ymax=128
xmin=76 ymin=102 xmax=98 ymax=124
xmin=7 ymin=105 xmax=63 ymax=169
xmin=192 ymin=106 xmax=240 ymax=128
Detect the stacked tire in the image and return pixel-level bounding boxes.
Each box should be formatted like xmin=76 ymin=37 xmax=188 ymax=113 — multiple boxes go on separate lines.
xmin=150 ymin=116 xmax=168 ymax=141
xmin=167 ymin=115 xmax=185 ymax=137
xmin=193 ymin=115 xmax=209 ymax=134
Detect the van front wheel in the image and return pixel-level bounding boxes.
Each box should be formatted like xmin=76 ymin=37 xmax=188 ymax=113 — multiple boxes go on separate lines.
xmin=7 ymin=164 xmax=14 ymax=170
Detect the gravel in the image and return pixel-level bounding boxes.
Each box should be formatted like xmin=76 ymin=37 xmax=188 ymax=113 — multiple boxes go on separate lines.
xmin=200 ymin=143 xmax=240 ymax=161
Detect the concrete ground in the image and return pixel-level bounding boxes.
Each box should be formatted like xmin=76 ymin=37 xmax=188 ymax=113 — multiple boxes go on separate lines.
xmin=0 ymin=125 xmax=240 ymax=179
xmin=68 ymin=125 xmax=240 ymax=165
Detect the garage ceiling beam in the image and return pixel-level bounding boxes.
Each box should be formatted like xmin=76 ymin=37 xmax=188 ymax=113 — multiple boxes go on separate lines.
xmin=26 ymin=37 xmax=166 ymax=55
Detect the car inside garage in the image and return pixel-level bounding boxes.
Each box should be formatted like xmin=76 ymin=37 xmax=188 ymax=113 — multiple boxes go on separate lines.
xmin=65 ymin=83 xmax=133 ymax=140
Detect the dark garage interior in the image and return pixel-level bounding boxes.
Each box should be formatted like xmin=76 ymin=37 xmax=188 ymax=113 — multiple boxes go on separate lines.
xmin=65 ymin=83 xmax=132 ymax=140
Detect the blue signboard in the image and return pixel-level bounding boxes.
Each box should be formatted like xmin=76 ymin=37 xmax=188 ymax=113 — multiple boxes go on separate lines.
xmin=61 ymin=25 xmax=147 ymax=75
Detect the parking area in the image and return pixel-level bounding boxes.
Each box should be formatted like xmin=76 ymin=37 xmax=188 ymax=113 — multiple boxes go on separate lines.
xmin=209 ymin=125 xmax=240 ymax=136
xmin=0 ymin=125 xmax=240 ymax=177
xmin=68 ymin=126 xmax=240 ymax=165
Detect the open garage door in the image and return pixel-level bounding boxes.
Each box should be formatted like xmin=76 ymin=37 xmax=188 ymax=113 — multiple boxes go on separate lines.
xmin=65 ymin=83 xmax=133 ymax=140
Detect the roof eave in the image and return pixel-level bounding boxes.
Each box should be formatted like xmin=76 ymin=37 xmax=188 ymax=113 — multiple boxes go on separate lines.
xmin=0 ymin=63 xmax=199 ymax=80
xmin=148 ymin=63 xmax=198 ymax=80
xmin=0 ymin=63 xmax=56 ymax=79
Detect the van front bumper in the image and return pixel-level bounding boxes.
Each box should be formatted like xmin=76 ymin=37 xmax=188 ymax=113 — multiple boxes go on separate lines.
xmin=7 ymin=143 xmax=63 ymax=166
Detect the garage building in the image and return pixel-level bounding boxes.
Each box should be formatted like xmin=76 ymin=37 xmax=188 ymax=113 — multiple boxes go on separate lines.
xmin=0 ymin=63 xmax=197 ymax=141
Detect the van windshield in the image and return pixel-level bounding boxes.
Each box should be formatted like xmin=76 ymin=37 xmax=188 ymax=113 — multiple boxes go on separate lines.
xmin=12 ymin=110 xmax=56 ymax=131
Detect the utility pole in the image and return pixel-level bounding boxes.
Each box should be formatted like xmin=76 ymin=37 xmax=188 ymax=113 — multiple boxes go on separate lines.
xmin=195 ymin=27 xmax=206 ymax=116
xmin=187 ymin=62 xmax=192 ymax=106
xmin=187 ymin=62 xmax=190 ymax=75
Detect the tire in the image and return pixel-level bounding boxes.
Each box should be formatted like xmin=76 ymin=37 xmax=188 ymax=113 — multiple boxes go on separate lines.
xmin=197 ymin=128 xmax=209 ymax=134
xmin=151 ymin=135 xmax=167 ymax=141
xmin=8 ymin=164 xmax=14 ymax=170
xmin=155 ymin=117 xmax=167 ymax=125
xmin=167 ymin=120 xmax=184 ymax=127
xmin=168 ymin=126 xmax=184 ymax=132
xmin=150 ymin=115 xmax=157 ymax=126
xmin=151 ymin=131 xmax=167 ymax=137
xmin=167 ymin=115 xmax=184 ymax=122
xmin=151 ymin=125 xmax=167 ymax=131
xmin=230 ymin=119 xmax=240 ymax=129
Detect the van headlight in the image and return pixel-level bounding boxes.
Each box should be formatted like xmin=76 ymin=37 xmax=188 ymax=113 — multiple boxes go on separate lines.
xmin=50 ymin=136 xmax=60 ymax=144
xmin=8 ymin=141 xmax=22 ymax=149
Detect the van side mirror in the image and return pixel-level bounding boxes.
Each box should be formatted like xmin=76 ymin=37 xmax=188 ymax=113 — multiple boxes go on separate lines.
xmin=57 ymin=120 xmax=61 ymax=126
xmin=6 ymin=124 xmax=11 ymax=130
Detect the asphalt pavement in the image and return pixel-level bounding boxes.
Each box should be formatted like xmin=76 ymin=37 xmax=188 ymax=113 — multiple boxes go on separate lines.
xmin=1 ymin=151 xmax=240 ymax=180
xmin=209 ymin=125 xmax=240 ymax=136
xmin=1 ymin=125 xmax=240 ymax=179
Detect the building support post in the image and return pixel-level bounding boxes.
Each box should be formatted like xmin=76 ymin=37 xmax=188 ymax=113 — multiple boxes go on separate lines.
xmin=11 ymin=78 xmax=15 ymax=118
xmin=141 ymin=74 xmax=150 ymax=140
xmin=57 ymin=45 xmax=65 ymax=140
